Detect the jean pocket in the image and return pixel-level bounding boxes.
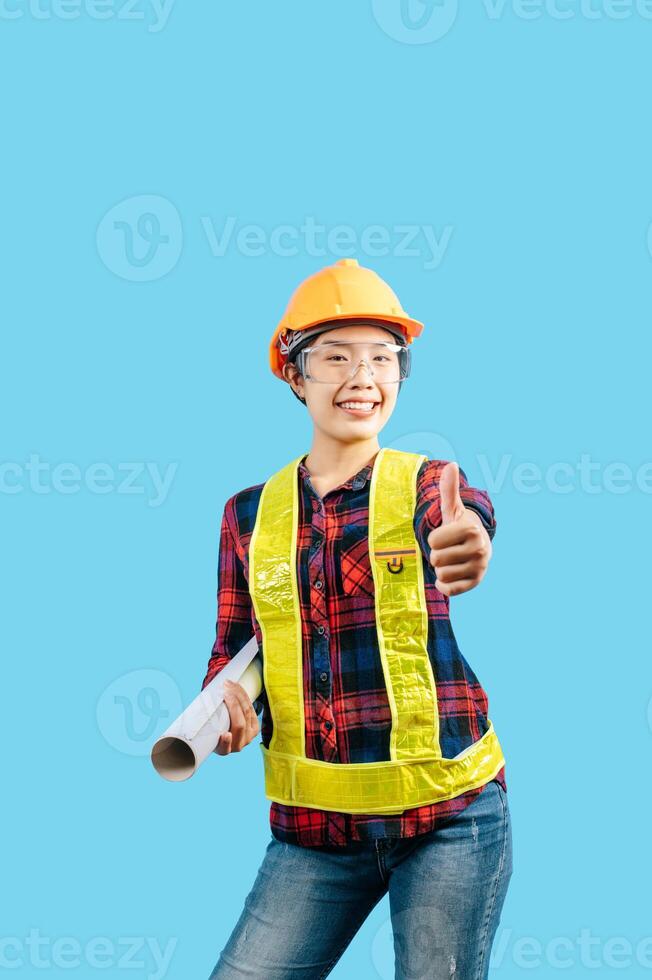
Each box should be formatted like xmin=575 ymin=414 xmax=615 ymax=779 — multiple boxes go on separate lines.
xmin=494 ymin=779 xmax=507 ymax=801
xmin=471 ymin=778 xmax=503 ymax=812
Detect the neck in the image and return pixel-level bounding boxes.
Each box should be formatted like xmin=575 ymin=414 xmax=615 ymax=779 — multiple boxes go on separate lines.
xmin=303 ymin=431 xmax=381 ymax=485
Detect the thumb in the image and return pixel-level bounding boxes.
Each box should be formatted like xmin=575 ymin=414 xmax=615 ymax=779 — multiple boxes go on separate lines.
xmin=439 ymin=462 xmax=465 ymax=525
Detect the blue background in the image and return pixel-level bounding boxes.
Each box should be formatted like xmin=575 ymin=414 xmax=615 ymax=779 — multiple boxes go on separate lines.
xmin=3 ymin=1 xmax=650 ymax=977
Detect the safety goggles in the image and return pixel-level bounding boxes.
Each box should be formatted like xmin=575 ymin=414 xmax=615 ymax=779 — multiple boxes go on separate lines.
xmin=294 ymin=341 xmax=410 ymax=385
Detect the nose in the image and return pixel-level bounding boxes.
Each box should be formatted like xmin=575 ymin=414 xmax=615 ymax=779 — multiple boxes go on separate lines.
xmin=348 ymin=359 xmax=375 ymax=383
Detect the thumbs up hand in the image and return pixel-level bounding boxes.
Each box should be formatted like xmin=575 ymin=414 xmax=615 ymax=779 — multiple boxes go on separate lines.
xmin=426 ymin=462 xmax=492 ymax=598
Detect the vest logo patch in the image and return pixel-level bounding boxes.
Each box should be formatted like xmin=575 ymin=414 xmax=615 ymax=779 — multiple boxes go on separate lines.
xmin=375 ymin=547 xmax=418 ymax=576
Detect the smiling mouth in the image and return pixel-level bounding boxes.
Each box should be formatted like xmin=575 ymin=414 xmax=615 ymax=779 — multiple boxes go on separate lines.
xmin=335 ymin=400 xmax=381 ymax=416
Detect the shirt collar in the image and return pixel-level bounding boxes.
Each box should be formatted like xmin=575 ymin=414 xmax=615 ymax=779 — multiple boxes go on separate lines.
xmin=298 ymin=452 xmax=378 ymax=492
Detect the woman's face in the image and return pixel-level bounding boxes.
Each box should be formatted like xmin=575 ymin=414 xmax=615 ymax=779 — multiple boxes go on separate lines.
xmin=283 ymin=324 xmax=402 ymax=443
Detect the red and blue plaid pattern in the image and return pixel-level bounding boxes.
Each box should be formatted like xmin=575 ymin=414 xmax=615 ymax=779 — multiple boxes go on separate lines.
xmin=201 ymin=452 xmax=506 ymax=847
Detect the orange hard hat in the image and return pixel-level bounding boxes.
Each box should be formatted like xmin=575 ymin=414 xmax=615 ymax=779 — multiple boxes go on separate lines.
xmin=269 ymin=258 xmax=424 ymax=380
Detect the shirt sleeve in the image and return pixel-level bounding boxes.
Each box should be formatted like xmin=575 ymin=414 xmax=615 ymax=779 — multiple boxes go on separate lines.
xmin=200 ymin=496 xmax=264 ymax=717
xmin=413 ymin=459 xmax=497 ymax=562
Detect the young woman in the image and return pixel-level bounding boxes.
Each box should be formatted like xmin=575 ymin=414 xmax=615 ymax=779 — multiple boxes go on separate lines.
xmin=203 ymin=259 xmax=513 ymax=979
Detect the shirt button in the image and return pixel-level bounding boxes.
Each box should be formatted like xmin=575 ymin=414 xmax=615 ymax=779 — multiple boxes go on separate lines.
xmin=324 ymin=721 xmax=333 ymax=731
xmin=319 ymin=671 xmax=328 ymax=682
xmin=315 ymin=579 xmax=323 ymax=590
xmin=317 ymin=625 xmax=325 ymax=634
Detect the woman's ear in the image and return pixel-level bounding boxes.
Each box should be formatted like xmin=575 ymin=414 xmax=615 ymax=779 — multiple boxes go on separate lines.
xmin=283 ymin=362 xmax=305 ymax=403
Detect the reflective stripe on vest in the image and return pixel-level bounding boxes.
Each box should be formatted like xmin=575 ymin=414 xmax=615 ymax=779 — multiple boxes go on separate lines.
xmin=249 ymin=446 xmax=505 ymax=815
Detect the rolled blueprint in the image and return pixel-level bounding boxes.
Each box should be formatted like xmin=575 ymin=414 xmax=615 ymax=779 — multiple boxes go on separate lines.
xmin=151 ymin=635 xmax=262 ymax=782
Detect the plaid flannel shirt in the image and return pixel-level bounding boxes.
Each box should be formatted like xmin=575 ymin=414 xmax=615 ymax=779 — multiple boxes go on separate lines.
xmin=201 ymin=451 xmax=506 ymax=848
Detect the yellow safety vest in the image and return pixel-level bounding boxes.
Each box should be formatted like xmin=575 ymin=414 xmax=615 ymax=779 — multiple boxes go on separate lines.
xmin=248 ymin=446 xmax=505 ymax=815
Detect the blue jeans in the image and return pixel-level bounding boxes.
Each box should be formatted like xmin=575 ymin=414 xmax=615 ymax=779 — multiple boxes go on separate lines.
xmin=208 ymin=779 xmax=513 ymax=980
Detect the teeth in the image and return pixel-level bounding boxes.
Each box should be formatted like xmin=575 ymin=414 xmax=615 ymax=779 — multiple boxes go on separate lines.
xmin=338 ymin=402 xmax=377 ymax=411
